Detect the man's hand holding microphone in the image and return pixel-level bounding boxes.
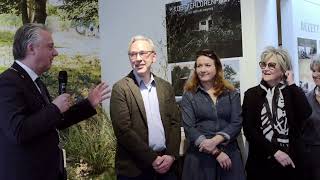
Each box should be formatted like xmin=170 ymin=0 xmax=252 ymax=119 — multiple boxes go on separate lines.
xmin=52 ymin=71 xmax=111 ymax=113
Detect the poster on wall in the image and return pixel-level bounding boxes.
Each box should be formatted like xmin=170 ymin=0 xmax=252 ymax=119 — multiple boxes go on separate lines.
xmin=165 ymin=0 xmax=242 ymax=63
xmin=297 ymin=37 xmax=317 ymax=92
xmin=0 ymin=0 xmax=100 ymax=97
xmin=171 ymin=59 xmax=240 ymax=96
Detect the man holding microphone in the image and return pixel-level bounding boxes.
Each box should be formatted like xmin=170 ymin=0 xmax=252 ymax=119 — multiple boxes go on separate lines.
xmin=0 ymin=23 xmax=110 ymax=180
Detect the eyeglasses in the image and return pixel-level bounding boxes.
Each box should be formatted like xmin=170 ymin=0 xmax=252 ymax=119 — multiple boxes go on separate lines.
xmin=128 ymin=51 xmax=154 ymax=60
xmin=259 ymin=62 xmax=277 ymax=70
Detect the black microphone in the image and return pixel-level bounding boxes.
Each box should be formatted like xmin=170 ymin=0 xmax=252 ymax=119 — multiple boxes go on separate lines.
xmin=58 ymin=71 xmax=68 ymax=95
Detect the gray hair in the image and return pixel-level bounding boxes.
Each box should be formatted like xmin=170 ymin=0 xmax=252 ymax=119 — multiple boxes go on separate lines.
xmin=310 ymin=55 xmax=320 ymax=72
xmin=13 ymin=23 xmax=49 ymax=60
xmin=260 ymin=46 xmax=292 ymax=72
xmin=128 ymin=35 xmax=155 ymax=52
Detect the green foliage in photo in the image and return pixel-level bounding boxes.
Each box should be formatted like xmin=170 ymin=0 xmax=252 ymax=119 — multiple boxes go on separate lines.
xmin=43 ymin=54 xmax=101 ymax=99
xmin=0 ymin=14 xmax=21 ymax=27
xmin=0 ymin=30 xmax=14 ymax=46
xmin=42 ymin=54 xmax=116 ymax=179
xmin=47 ymin=4 xmax=59 ymax=16
xmin=0 ymin=1 xmax=20 ymax=15
xmin=59 ymin=0 xmax=98 ymax=25
xmin=62 ymin=107 xmax=116 ymax=179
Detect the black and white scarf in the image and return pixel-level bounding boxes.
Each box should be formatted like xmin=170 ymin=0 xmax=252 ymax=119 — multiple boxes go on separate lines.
xmin=315 ymin=86 xmax=320 ymax=96
xmin=260 ymin=82 xmax=289 ymax=149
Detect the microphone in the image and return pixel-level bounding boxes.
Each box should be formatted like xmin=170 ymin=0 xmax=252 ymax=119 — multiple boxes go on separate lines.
xmin=58 ymin=71 xmax=68 ymax=95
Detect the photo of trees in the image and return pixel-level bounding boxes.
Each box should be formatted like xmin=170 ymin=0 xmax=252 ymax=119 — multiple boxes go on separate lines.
xmin=298 ymin=37 xmax=318 ymax=93
xmin=0 ymin=0 xmax=115 ymax=179
xmin=166 ymin=0 xmax=242 ymax=63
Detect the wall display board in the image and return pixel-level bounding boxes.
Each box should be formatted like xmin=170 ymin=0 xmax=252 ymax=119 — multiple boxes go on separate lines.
xmin=166 ymin=0 xmax=242 ymax=95
xmin=166 ymin=0 xmax=242 ymax=63
xmin=298 ymin=37 xmax=317 ymax=92
xmin=281 ymin=0 xmax=320 ymax=92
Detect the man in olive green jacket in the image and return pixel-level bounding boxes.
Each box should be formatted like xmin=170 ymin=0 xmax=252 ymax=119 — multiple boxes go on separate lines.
xmin=110 ymin=35 xmax=181 ymax=180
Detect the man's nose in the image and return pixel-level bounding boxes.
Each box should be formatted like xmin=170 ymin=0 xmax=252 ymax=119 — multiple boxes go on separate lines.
xmin=136 ymin=53 xmax=143 ymax=60
xmin=53 ymin=48 xmax=58 ymax=56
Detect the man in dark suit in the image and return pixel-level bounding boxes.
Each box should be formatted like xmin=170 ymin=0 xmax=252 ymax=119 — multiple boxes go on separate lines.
xmin=0 ymin=23 xmax=110 ymax=180
xmin=110 ymin=35 xmax=181 ymax=180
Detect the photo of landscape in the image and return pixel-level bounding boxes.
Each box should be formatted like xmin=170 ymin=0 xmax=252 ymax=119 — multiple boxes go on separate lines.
xmin=166 ymin=0 xmax=242 ymax=63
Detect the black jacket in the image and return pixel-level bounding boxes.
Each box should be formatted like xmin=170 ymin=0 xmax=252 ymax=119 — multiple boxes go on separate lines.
xmin=242 ymin=83 xmax=311 ymax=174
xmin=0 ymin=62 xmax=96 ymax=180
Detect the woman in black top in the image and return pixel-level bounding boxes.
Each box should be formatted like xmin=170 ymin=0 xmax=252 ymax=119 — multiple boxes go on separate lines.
xmin=242 ymin=46 xmax=311 ymax=180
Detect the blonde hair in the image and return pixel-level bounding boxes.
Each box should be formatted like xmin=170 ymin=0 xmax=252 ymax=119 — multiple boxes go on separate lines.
xmin=260 ymin=46 xmax=292 ymax=72
xmin=128 ymin=35 xmax=155 ymax=52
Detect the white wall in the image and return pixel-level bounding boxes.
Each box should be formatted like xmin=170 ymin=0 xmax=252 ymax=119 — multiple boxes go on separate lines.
xmin=99 ymin=0 xmax=174 ymax=86
xmin=281 ymin=0 xmax=320 ymax=83
xmin=240 ymin=0 xmax=278 ymax=96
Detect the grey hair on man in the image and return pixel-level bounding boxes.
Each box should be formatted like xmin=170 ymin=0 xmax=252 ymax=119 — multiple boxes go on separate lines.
xmin=260 ymin=46 xmax=292 ymax=72
xmin=127 ymin=35 xmax=156 ymax=52
xmin=13 ymin=23 xmax=49 ymax=60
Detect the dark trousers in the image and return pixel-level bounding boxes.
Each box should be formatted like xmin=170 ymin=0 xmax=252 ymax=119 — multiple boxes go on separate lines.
xmin=58 ymin=149 xmax=67 ymax=180
xmin=246 ymin=157 xmax=298 ymax=180
xmin=301 ymin=144 xmax=320 ymax=180
xmin=117 ymin=167 xmax=176 ymax=180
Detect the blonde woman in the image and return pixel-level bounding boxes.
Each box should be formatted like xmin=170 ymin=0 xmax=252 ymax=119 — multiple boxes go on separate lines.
xmin=242 ymin=46 xmax=311 ymax=180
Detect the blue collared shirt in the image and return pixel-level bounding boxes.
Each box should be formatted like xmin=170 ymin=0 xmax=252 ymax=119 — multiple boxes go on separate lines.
xmin=133 ymin=71 xmax=166 ymax=151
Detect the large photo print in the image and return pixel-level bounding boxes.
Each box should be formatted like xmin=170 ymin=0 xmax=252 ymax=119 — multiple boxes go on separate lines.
xmin=166 ymin=0 xmax=242 ymax=63
xmin=298 ymin=37 xmax=317 ymax=92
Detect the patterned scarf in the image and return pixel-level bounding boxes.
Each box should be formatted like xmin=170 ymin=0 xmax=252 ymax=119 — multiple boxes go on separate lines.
xmin=260 ymin=82 xmax=289 ymax=149
xmin=315 ymin=86 xmax=320 ymax=96
xmin=315 ymin=86 xmax=320 ymax=103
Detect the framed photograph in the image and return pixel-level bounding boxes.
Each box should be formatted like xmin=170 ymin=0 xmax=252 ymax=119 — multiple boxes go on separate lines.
xmin=166 ymin=0 xmax=242 ymax=63
xmin=297 ymin=37 xmax=317 ymax=92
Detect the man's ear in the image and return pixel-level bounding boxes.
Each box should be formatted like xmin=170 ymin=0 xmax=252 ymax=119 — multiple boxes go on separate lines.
xmin=26 ymin=43 xmax=35 ymax=55
xmin=152 ymin=52 xmax=157 ymax=63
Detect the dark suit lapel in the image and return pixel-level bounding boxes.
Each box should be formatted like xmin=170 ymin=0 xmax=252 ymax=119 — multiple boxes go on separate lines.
xmin=11 ymin=62 xmax=47 ymax=105
xmin=126 ymin=72 xmax=148 ymax=124
xmin=154 ymin=77 xmax=167 ymax=127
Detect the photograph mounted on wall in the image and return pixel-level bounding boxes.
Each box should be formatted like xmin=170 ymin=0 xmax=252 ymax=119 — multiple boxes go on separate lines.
xmin=171 ymin=59 xmax=240 ymax=96
xmin=297 ymin=37 xmax=317 ymax=92
xmin=166 ymin=0 xmax=242 ymax=63
xmin=298 ymin=37 xmax=317 ymax=59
